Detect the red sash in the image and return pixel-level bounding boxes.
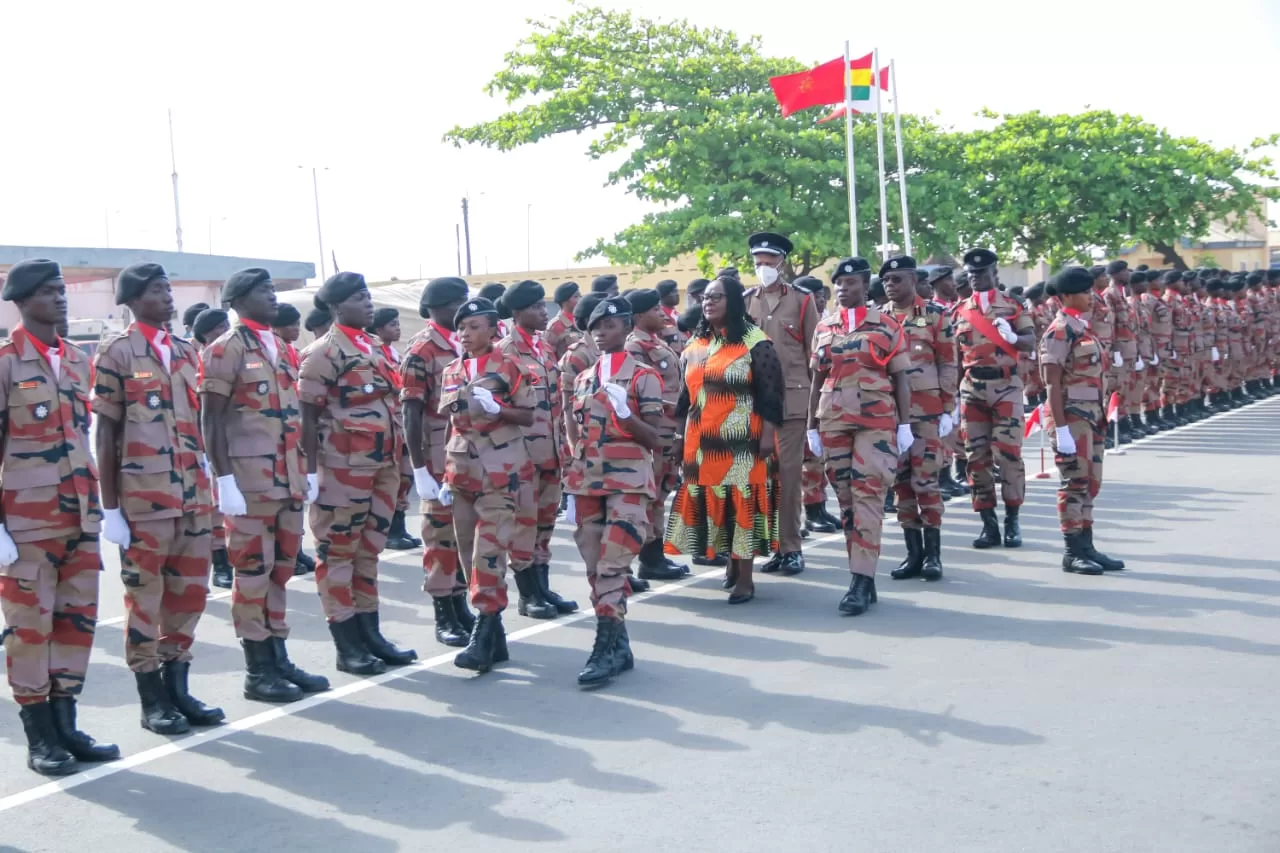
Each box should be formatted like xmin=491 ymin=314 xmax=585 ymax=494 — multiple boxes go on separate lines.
xmin=959 ymin=304 xmax=1020 ymax=359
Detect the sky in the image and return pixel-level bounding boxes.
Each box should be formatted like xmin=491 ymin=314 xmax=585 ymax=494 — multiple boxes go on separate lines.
xmin=1 ymin=0 xmax=1276 ymax=283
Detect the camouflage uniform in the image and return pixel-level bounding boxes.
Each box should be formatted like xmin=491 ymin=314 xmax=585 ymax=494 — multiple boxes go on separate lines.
xmin=544 ymin=309 xmax=583 ymax=364
xmin=199 ymin=325 xmax=307 ymax=641
xmin=811 ymin=308 xmax=911 ymax=577
xmin=1145 ymin=291 xmax=1173 ymax=409
xmin=401 ymin=322 xmax=465 ymax=598
xmin=0 ymin=329 xmax=102 ymax=704
xmin=439 ymin=350 xmax=535 ymax=614
xmin=1104 ymin=284 xmax=1138 ymax=416
xmin=953 ymin=292 xmax=1035 ymax=510
xmin=624 ymin=327 xmax=682 ymax=548
xmin=299 ymin=327 xmax=403 ymax=623
xmin=1127 ymin=291 xmax=1153 ymax=417
xmin=1226 ymin=296 xmax=1246 ymax=391
xmin=93 ymin=326 xmax=212 ymax=673
xmin=1039 ymin=310 xmax=1106 ymax=533
xmin=1022 ymin=301 xmax=1052 ymax=404
xmin=1166 ymin=289 xmax=1193 ymax=407
xmin=564 ymin=353 xmax=663 ymax=618
xmin=659 ymin=307 xmax=686 ymax=356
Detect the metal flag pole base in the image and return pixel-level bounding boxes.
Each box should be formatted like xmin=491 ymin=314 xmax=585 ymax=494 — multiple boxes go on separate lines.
xmin=1033 ymin=421 xmax=1052 ymax=478
xmin=1108 ymin=417 xmax=1127 ymax=456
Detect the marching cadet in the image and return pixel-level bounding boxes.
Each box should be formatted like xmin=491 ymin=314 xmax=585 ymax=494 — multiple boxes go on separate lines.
xmin=565 ymin=296 xmax=664 ymax=687
xmin=624 ymin=288 xmax=689 ymax=579
xmin=181 ymin=302 xmax=210 ymax=340
xmin=1124 ymin=271 xmax=1155 ymax=434
xmin=403 ymin=277 xmax=473 ymax=648
xmin=366 ymin=306 xmax=422 ymax=552
xmin=94 ymin=263 xmax=224 ymax=737
xmin=497 ymin=280 xmax=576 ymax=619
xmin=929 ymin=267 xmax=969 ymax=498
xmin=808 ymin=257 xmax=913 ymax=616
xmin=0 ymin=259 xmax=118 ymax=776
xmin=953 ymin=248 xmax=1036 ymax=549
xmin=881 ymin=257 xmax=958 ymax=582
xmin=744 ymin=231 xmax=819 ymax=576
xmin=792 ymin=277 xmax=840 ymax=535
xmin=654 ymin=279 xmax=686 ymax=353
xmin=201 ymin=268 xmax=329 ymax=703
xmin=272 ymin=304 xmax=319 ymax=575
xmin=189 ymin=308 xmax=236 ymax=588
xmin=1040 ymin=266 xmax=1125 ymax=575
xmin=443 ymin=297 xmax=536 ymax=673
xmin=544 ymin=281 xmax=583 ymax=362
xmin=300 ymin=272 xmax=417 ymax=675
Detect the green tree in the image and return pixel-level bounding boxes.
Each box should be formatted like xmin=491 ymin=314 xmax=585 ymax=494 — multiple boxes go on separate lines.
xmin=445 ymin=4 xmax=963 ymax=274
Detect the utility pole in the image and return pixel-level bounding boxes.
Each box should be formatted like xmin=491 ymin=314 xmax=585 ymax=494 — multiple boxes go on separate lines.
xmin=168 ymin=109 xmax=184 ymax=252
xmin=455 ymin=224 xmax=462 ymax=276
xmin=526 ymin=203 xmax=532 ymax=270
xmin=461 ymin=196 xmax=472 ymax=275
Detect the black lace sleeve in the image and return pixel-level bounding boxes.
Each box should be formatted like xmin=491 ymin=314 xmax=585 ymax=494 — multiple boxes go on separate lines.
xmin=749 ymin=339 xmax=784 ymax=426
xmin=675 ymin=383 xmax=691 ymax=422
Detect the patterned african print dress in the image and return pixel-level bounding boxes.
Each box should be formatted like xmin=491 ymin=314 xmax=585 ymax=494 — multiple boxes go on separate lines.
xmin=664 ymin=324 xmax=783 ymax=560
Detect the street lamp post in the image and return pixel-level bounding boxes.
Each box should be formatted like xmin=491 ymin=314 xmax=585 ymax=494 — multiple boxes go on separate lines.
xmin=526 ymin=203 xmax=532 ymax=271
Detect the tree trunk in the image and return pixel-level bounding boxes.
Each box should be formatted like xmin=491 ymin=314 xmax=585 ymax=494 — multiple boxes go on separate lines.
xmin=1150 ymin=241 xmax=1189 ymax=271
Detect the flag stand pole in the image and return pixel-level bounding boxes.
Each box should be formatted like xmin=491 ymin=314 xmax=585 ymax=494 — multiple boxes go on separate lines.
xmin=843 ymin=40 xmax=858 ymax=257
xmin=889 ymin=59 xmax=912 ymax=256
xmin=1110 ymin=416 xmax=1126 ymax=456
xmin=1034 ymin=421 xmax=1051 ymax=478
xmin=872 ymin=48 xmax=890 ymax=261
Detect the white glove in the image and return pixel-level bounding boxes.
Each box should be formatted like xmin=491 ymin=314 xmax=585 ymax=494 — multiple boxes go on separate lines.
xmin=1211 ymin=346 xmax=1221 ymax=362
xmin=806 ymin=429 xmax=823 ymax=455
xmin=938 ymin=412 xmax=955 ymax=438
xmin=1135 ymin=356 xmax=1145 ymax=370
xmin=1055 ymin=425 xmax=1077 ymax=456
xmin=199 ymin=454 xmax=210 ymax=479
xmin=0 ymin=524 xmax=17 ymax=568
xmin=994 ymin=317 xmax=1018 ymax=345
xmin=1151 ymin=353 xmax=1159 ymax=366
xmin=102 ymin=507 xmax=131 ymax=547
xmin=1170 ymin=350 xmax=1178 ymax=361
xmin=413 ymin=467 xmax=439 ymax=501
xmin=217 ymin=474 xmax=248 ymax=517
xmin=438 ymin=485 xmax=454 ymax=507
xmin=306 ymin=473 xmax=319 ymax=503
xmin=896 ymin=424 xmax=915 ymax=455
xmin=1028 ymin=350 xmax=1038 ymax=361
xmin=1112 ymin=351 xmax=1124 ymax=367
xmin=564 ymin=495 xmax=577 ymax=525
xmin=603 ymin=383 xmax=632 ymax=419
xmin=470 ymin=386 xmax=500 ymax=415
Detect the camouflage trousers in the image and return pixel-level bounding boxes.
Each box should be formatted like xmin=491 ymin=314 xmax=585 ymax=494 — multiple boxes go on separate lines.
xmin=309 ymin=463 xmax=398 ymax=623
xmin=822 ymin=427 xmax=897 ymax=577
xmin=211 ymin=509 xmax=227 ymax=552
xmin=894 ymin=418 xmax=946 ymax=529
xmin=513 ymin=467 xmax=562 ymax=571
xmin=572 ymin=492 xmax=647 ymax=620
xmin=646 ymin=433 xmax=678 ymax=545
xmin=1 ymin=532 xmax=101 ymax=705
xmin=452 ymin=479 xmax=520 ymax=615
xmin=121 ymin=513 xmax=212 ymax=673
xmin=801 ymin=452 xmax=830 ymax=506
xmin=961 ymin=375 xmax=1026 ymax=510
xmin=1128 ymin=364 xmax=1157 ymax=416
xmin=226 ymin=496 xmax=303 ymax=641
xmin=421 ymin=490 xmax=465 ymax=599
xmin=1049 ymin=409 xmax=1104 ymax=534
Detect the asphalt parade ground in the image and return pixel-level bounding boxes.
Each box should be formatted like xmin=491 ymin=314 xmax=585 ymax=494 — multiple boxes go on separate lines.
xmin=1 ymin=398 xmax=1278 ymax=852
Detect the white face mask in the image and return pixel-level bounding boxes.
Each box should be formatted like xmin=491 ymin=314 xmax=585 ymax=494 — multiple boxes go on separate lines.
xmin=756 ymin=265 xmax=780 ymax=286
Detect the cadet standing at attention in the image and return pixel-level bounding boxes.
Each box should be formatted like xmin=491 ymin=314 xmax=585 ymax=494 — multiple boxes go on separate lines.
xmin=189 ymin=308 xmax=236 ymax=589
xmin=0 ymin=259 xmax=118 ymax=777
xmin=366 ymin=307 xmax=421 ymax=552
xmin=94 ymin=262 xmax=223 ymax=737
xmin=272 ymin=304 xmax=318 ymax=576
xmin=300 ymin=272 xmax=417 ymax=675
xmin=544 ymin=281 xmax=583 ymax=363
xmin=201 ymin=268 xmax=329 ymax=704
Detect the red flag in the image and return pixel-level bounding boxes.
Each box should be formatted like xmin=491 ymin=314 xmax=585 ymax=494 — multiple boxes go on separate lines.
xmin=769 ymin=58 xmax=845 ymax=117
xmin=1024 ymin=403 xmax=1043 ymax=439
xmin=1106 ymin=392 xmax=1121 ymax=423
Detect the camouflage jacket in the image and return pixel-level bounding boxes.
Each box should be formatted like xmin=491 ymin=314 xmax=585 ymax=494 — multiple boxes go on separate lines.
xmin=1039 ymin=309 xmax=1106 ymax=424
xmin=496 ymin=326 xmax=562 ymax=471
xmin=624 ymin=327 xmax=682 ymax=433
xmin=563 ymin=352 xmax=662 ymax=497
xmin=886 ymin=297 xmax=958 ymax=419
xmin=438 ymin=349 xmax=533 ymax=493
xmin=299 ymin=325 xmax=402 ymax=471
xmin=1090 ymin=290 xmax=1115 ymax=352
xmin=544 ymin=310 xmax=583 ymax=364
xmin=400 ymin=322 xmax=461 ymax=480
xmin=953 ymin=290 xmax=1035 ymax=376
xmin=811 ymin=306 xmax=911 ymax=432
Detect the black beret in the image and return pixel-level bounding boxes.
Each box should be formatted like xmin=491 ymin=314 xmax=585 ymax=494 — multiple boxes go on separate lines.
xmin=716 ymin=267 xmax=740 ymax=281
xmin=928 ymin=266 xmax=954 ymax=284
xmin=1090 ymin=265 xmax=1107 ymax=279
xmin=3 ymin=258 xmax=63 ymax=302
xmin=478 ymin=283 xmax=506 ymax=303
xmin=1135 ymin=264 xmax=1149 ymax=272
xmin=791 ymin=275 xmax=822 ymax=295
xmin=678 ymin=305 xmax=702 ymax=333
xmin=1159 ymin=270 xmax=1181 ymax=285
xmin=1008 ymin=285 xmax=1025 ymax=298
xmin=867 ymin=279 xmax=887 ymax=305
xmin=590 ymin=275 xmax=618 ymax=294
xmin=687 ymin=278 xmax=711 ymax=296
xmin=502 ymin=279 xmax=545 ymax=313
xmin=1181 ymin=270 xmax=1198 ymax=282
xmin=182 ymin=302 xmax=210 ymax=330
xmin=115 ymin=262 xmax=169 ymax=306
xmin=1204 ymin=280 xmax=1221 ymax=294
xmin=747 ymin=231 xmax=793 ymax=256
xmin=655 ymin=279 xmax=679 ymax=297
xmin=1106 ymin=260 xmax=1128 ymax=275
xmin=222 ymin=267 xmax=272 ymax=304
xmin=273 ymin=303 xmax=301 ymax=328
xmin=1129 ymin=271 xmax=1147 ymax=284
xmin=962 ymin=248 xmax=998 ymax=270
xmin=624 ymin=288 xmax=661 ymax=314
xmin=304 ymin=307 xmax=332 ymax=332
xmin=1051 ymin=266 xmax=1095 ymax=296
xmin=574 ymin=293 xmax=606 ymax=331
xmin=1246 ymin=272 xmax=1264 ymax=286
xmin=1268 ymin=269 xmax=1280 ymax=282
xmin=421 ymin=277 xmax=469 ymax=317
xmin=916 ymin=268 xmax=930 ymax=282
xmin=587 ymin=296 xmax=632 ymax=330
xmin=955 ymin=270 xmax=971 ymax=287
xmin=1044 ymin=281 xmax=1058 ymax=297
xmin=1197 ymin=268 xmax=1215 ymax=281
xmin=316 ymin=271 xmax=368 ymax=308
xmin=832 ymin=257 xmax=872 ymax=282
xmin=192 ymin=308 xmax=229 ymax=344
xmin=1024 ymin=282 xmax=1046 ymax=300
xmin=454 ymin=297 xmax=499 ymax=327
xmin=367 ymin=307 xmax=399 ymax=333
xmin=878 ymin=255 xmax=917 ymax=278
xmin=553 ymin=281 xmax=580 ymax=305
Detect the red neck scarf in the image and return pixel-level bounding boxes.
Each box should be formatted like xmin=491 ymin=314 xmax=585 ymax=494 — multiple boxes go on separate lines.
xmin=516 ymin=325 xmax=543 ymax=359
xmin=431 ymin=321 xmax=462 ymax=356
xmin=336 ymin=324 xmax=373 ymax=355
xmin=840 ymin=306 xmax=868 ymax=333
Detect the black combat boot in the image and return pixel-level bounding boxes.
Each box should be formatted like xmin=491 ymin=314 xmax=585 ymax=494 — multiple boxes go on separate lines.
xmin=433 ymin=596 xmax=469 ymax=647
xmin=937 ymin=466 xmax=959 ymax=498
xmin=615 ymin=622 xmax=635 ymax=673
xmin=270 ymin=637 xmax=330 ymax=693
xmin=1003 ymin=505 xmax=1023 ymax=548
xmin=1145 ymin=408 xmax=1166 ymax=431
xmin=1117 ymin=416 xmax=1133 ymax=444
xmin=953 ymin=458 xmax=971 ymax=495
xmin=134 ymin=670 xmax=190 ymax=735
xmin=454 ymin=612 xmax=504 ymax=673
xmin=49 ymin=697 xmax=120 ymax=761
xmin=1062 ymin=532 xmax=1104 ymax=575
xmin=384 ymin=510 xmax=420 ymax=550
xmin=890 ymin=528 xmax=924 ymax=580
xmin=452 ymin=585 xmax=476 ymax=635
xmin=19 ymin=703 xmax=79 ymax=776
xmin=355 ymin=611 xmax=418 ymax=665
xmin=805 ymin=503 xmax=838 ymax=533
xmin=921 ymin=527 xmax=943 ymax=581
xmin=328 ymin=618 xmax=387 ymax=675
xmin=211 ymin=548 xmax=233 ymax=589
xmin=161 ymin=661 xmax=226 ymax=726
xmin=973 ymin=508 xmax=1002 ymax=549
xmin=242 ymin=639 xmax=303 ymax=703
xmin=838 ymin=574 xmax=878 ymax=616
xmin=541 ymin=562 xmax=582 ymax=609
xmin=627 ymin=571 xmax=650 ymax=593
xmin=1081 ymin=527 xmax=1125 ymax=571
xmin=294 ymin=549 xmax=316 ymax=576
xmin=637 ymin=540 xmax=685 ymax=580
xmin=883 ymin=490 xmax=896 ymax=514
xmin=515 ymin=568 xmax=558 ymax=619
xmin=577 ymin=617 xmax=624 ymax=689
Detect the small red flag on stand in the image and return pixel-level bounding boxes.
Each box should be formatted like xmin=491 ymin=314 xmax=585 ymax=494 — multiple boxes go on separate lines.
xmin=1106 ymin=392 xmax=1121 ymax=423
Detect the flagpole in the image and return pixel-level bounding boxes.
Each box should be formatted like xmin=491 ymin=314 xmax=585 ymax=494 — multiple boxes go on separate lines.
xmin=843 ymin=41 xmax=858 ymax=257
xmin=889 ymin=59 xmax=912 ymax=256
xmin=872 ymin=49 xmax=890 ymax=261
